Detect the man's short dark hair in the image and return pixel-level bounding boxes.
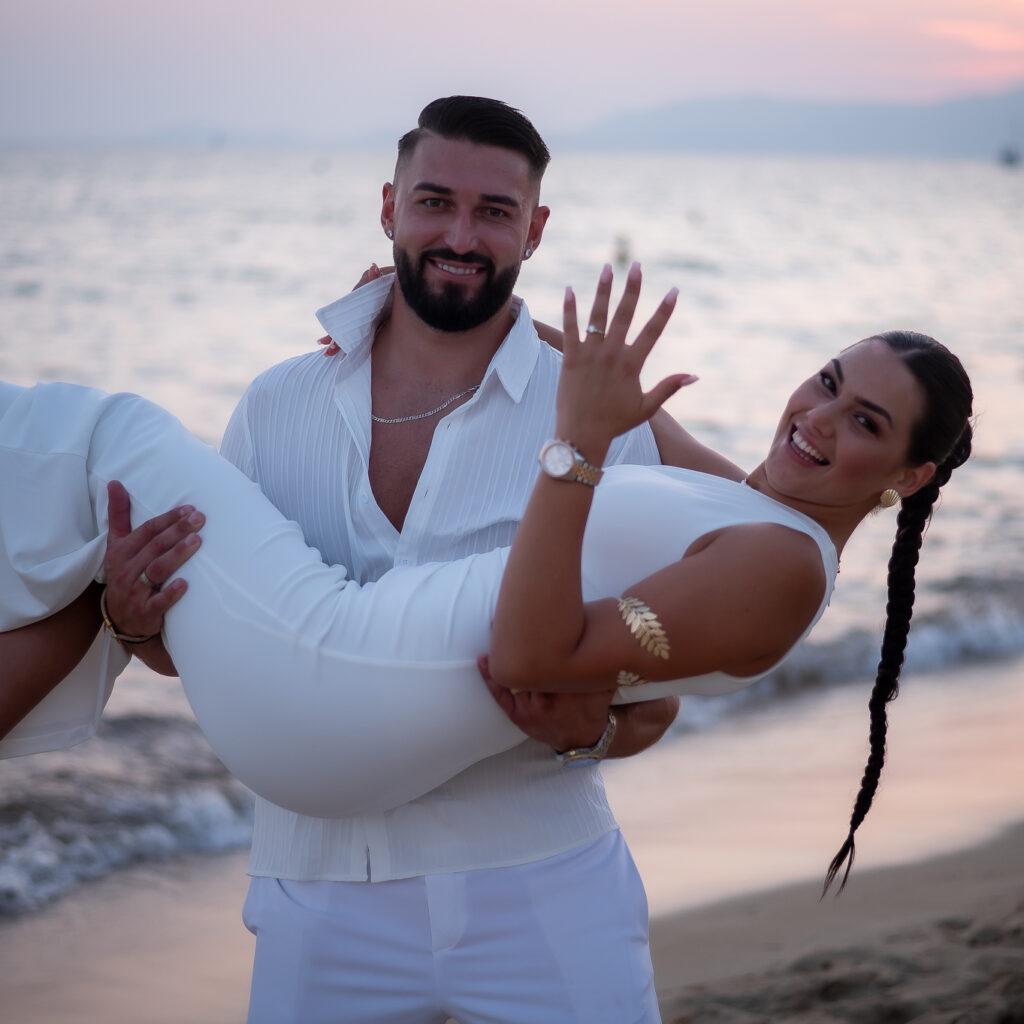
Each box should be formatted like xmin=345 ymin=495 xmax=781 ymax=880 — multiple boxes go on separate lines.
xmin=396 ymin=96 xmax=550 ymax=184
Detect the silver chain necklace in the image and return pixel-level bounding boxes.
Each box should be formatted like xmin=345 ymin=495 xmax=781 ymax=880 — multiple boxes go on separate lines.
xmin=371 ymin=384 xmax=480 ymax=425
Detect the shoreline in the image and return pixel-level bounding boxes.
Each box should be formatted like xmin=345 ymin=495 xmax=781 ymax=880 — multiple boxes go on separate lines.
xmin=0 ymin=821 xmax=1021 ymax=1022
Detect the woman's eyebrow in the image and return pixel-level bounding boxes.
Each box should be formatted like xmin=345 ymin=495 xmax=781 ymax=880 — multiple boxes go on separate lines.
xmin=832 ymin=358 xmax=893 ymax=426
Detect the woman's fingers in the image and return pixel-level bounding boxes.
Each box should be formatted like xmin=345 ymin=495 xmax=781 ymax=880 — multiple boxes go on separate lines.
xmin=570 ymin=262 xmax=682 ymax=374
xmin=606 ymin=262 xmax=642 ymax=342
xmin=585 ymin=263 xmax=614 ymax=337
xmin=629 ymin=286 xmax=679 ymax=364
xmin=562 ymin=286 xmax=581 ymax=355
xmin=641 ymin=372 xmax=698 ymax=420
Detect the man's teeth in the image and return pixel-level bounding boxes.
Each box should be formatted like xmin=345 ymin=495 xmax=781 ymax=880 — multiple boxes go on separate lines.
xmin=792 ymin=428 xmax=827 ymax=464
xmin=436 ymin=262 xmax=480 ymax=275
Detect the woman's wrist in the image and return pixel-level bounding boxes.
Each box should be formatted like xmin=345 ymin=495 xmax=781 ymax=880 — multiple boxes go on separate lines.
xmin=552 ymin=428 xmax=612 ymax=468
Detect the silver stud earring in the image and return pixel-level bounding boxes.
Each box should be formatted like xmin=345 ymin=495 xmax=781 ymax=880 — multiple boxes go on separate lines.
xmin=523 ymin=247 xmax=533 ymax=259
xmin=878 ymin=488 xmax=901 ymax=508
xmin=386 ymin=228 xmax=394 ymax=239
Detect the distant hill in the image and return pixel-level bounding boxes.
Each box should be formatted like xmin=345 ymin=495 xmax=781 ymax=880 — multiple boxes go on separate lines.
xmin=559 ymin=87 xmax=1024 ymax=157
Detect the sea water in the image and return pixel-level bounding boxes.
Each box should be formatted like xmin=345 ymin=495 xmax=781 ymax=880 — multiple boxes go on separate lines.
xmin=1 ymin=148 xmax=1022 ymax=914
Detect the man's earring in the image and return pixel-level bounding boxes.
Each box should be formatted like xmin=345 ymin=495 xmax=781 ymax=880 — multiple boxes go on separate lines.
xmin=385 ymin=228 xmax=394 ymax=239
xmin=523 ymin=247 xmax=533 ymax=259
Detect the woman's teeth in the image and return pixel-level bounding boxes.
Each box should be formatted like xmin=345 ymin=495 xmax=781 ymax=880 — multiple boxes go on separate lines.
xmin=792 ymin=428 xmax=827 ymax=465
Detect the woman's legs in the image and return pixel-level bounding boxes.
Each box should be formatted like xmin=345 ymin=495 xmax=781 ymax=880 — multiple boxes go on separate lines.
xmin=1 ymin=383 xmax=523 ymax=813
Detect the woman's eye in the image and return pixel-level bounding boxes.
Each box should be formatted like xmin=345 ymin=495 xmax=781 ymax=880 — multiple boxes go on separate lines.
xmin=819 ymin=371 xmax=836 ymax=393
xmin=855 ymin=414 xmax=879 ymax=434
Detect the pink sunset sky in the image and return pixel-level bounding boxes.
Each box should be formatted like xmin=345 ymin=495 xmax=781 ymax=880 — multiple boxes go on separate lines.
xmin=1 ymin=0 xmax=1023 ymax=142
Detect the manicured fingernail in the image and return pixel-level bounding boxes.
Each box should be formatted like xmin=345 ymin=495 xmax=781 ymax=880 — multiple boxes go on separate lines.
xmin=179 ymin=505 xmax=194 ymax=515
xmin=565 ymin=286 xmax=574 ymax=300
xmin=678 ymin=373 xmax=698 ymax=386
xmin=629 ymin=261 xmax=641 ymax=275
xmin=187 ymin=512 xmax=204 ymax=526
xmin=666 ymin=287 xmax=679 ymax=303
xmin=600 ymin=263 xmax=613 ymax=282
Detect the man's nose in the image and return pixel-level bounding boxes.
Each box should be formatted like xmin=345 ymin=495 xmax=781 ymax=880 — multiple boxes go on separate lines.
xmin=443 ymin=209 xmax=478 ymax=253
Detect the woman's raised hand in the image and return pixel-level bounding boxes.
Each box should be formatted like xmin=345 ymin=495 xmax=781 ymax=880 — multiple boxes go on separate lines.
xmin=556 ymin=262 xmax=694 ymax=456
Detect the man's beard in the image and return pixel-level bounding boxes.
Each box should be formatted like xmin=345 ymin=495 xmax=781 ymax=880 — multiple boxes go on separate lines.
xmin=393 ymin=245 xmax=520 ymax=332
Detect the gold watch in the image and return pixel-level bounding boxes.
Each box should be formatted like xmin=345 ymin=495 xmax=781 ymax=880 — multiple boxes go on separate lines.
xmin=538 ymin=440 xmax=603 ymax=487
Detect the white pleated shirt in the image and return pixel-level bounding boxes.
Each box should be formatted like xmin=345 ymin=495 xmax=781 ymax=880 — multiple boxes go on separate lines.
xmin=222 ymin=276 xmax=660 ymax=881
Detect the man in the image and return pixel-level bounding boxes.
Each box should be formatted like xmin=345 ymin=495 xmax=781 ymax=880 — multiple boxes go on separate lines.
xmin=103 ymin=96 xmax=719 ymax=1022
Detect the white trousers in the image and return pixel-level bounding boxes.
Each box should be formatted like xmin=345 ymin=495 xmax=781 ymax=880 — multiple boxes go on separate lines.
xmin=243 ymin=831 xmax=661 ymax=1024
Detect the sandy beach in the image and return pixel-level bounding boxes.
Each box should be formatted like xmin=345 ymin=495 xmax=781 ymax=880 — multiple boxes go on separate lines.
xmin=0 ymin=824 xmax=1021 ymax=1023
xmin=1 ymin=656 xmax=1022 ymax=1021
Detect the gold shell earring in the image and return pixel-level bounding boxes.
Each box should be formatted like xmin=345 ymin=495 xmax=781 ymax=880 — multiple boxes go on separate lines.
xmin=878 ymin=488 xmax=901 ymax=508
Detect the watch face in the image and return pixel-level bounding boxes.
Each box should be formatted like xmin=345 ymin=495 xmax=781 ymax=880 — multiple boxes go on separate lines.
xmin=542 ymin=442 xmax=575 ymax=478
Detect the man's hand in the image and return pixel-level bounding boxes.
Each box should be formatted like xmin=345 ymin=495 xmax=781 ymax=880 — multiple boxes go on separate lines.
xmin=102 ymin=481 xmax=203 ymax=674
xmin=480 ymin=656 xmax=679 ymax=758
xmin=480 ymin=655 xmax=615 ymax=752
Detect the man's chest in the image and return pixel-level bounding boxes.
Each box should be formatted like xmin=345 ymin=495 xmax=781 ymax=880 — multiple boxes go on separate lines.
xmin=253 ymin=396 xmax=558 ymax=580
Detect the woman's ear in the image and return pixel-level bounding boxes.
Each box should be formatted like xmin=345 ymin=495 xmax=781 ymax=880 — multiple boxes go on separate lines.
xmin=893 ymin=460 xmax=937 ymax=499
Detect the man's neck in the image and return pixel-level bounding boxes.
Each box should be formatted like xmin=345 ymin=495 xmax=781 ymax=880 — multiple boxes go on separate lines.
xmin=371 ymin=288 xmax=515 ymax=390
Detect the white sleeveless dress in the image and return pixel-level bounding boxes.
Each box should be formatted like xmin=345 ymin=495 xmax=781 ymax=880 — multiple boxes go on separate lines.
xmin=0 ymin=382 xmax=837 ymax=815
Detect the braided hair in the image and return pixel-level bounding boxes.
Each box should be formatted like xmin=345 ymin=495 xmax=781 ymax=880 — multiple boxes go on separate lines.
xmin=822 ymin=330 xmax=974 ymax=895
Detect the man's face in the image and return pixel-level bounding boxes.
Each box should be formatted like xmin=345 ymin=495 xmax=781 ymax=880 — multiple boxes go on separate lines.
xmin=382 ymin=135 xmax=549 ymax=332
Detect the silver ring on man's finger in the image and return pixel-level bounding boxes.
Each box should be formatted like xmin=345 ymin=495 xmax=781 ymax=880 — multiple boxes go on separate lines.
xmin=139 ymin=569 xmax=159 ymax=590
xmin=586 ymin=324 xmax=604 ymax=336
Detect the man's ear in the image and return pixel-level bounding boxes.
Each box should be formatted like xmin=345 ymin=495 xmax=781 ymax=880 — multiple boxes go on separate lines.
xmin=381 ymin=182 xmax=396 ymax=237
xmin=524 ymin=205 xmax=550 ymax=256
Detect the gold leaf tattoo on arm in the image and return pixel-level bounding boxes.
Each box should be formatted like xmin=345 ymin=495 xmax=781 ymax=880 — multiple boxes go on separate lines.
xmin=616 ymin=596 xmax=671 ymax=660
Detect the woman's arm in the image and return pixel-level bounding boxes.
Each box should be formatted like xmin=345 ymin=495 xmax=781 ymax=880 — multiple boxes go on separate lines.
xmin=489 ymin=266 xmax=824 ymax=693
xmin=0 ymin=583 xmax=104 ymax=740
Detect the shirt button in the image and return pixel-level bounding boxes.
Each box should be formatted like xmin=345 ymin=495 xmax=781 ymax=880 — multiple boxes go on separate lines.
xmin=398 ymin=558 xmax=411 ymax=566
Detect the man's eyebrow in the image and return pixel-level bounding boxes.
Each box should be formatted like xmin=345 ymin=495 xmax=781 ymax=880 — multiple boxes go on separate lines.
xmin=480 ymin=192 xmax=520 ymax=208
xmin=831 ymin=358 xmax=893 ymax=426
xmin=411 ymin=181 xmax=453 ymax=195
xmin=410 ymin=181 xmax=520 ymax=208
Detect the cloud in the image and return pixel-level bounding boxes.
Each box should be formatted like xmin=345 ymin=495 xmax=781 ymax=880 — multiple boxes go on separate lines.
xmin=927 ymin=19 xmax=1024 ymax=54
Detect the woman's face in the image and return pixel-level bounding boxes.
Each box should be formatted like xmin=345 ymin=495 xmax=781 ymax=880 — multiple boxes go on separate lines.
xmin=763 ymin=338 xmax=934 ymax=511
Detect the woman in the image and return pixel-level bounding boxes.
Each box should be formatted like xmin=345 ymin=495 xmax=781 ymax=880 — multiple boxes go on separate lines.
xmin=1 ymin=267 xmax=972 ymax=888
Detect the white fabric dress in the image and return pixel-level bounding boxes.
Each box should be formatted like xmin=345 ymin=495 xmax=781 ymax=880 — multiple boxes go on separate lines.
xmin=0 ymin=381 xmax=837 ymax=816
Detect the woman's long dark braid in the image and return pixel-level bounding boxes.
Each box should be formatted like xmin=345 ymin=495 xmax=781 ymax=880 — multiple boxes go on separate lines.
xmin=822 ymin=331 xmax=973 ymax=896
